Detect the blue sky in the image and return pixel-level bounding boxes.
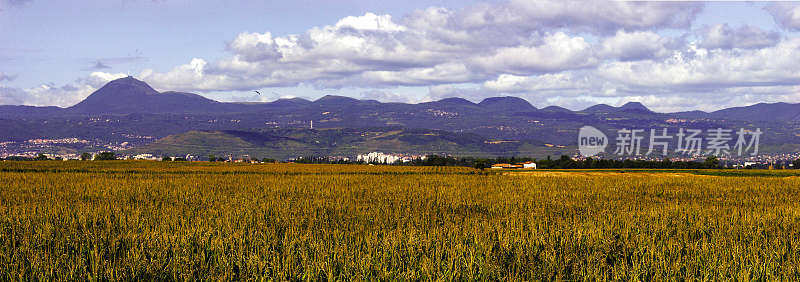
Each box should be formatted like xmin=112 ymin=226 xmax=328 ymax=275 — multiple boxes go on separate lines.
xmin=2 ymin=0 xmax=800 ymax=112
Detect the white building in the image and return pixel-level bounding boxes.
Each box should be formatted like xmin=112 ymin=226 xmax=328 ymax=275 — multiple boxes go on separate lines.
xmin=521 ymin=162 xmax=537 ymax=169
xmin=133 ymin=154 xmax=159 ymax=161
xmin=357 ymin=152 xmax=401 ymax=164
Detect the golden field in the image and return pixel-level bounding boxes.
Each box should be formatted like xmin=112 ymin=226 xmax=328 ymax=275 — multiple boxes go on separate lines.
xmin=1 ymin=161 xmax=800 ymax=280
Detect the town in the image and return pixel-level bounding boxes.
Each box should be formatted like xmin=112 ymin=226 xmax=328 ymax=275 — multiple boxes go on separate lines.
xmin=4 ymin=140 xmax=800 ymax=169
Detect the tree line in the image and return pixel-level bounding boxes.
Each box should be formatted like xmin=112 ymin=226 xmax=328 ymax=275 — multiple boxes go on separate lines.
xmin=5 ymin=152 xmax=796 ymax=170
xmin=278 ymin=154 xmax=727 ymax=169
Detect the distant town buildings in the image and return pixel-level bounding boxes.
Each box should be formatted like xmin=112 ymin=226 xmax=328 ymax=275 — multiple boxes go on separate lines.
xmin=132 ymin=154 xmax=160 ymax=161
xmin=356 ymin=152 xmax=425 ymax=164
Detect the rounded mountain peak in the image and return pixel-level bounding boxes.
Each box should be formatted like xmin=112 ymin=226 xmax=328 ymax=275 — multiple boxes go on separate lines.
xmin=68 ymin=76 xmax=160 ymax=113
xmin=619 ymin=102 xmax=651 ymax=112
xmin=92 ymin=76 xmax=159 ymax=98
xmin=479 ymin=96 xmax=535 ymax=112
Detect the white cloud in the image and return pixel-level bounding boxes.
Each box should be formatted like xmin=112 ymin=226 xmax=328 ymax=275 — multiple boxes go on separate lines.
xmin=359 ymin=89 xmax=413 ymax=103
xmin=765 ymin=3 xmax=800 ymax=31
xmin=356 ymin=62 xmax=474 ymax=87
xmin=335 ymin=13 xmax=406 ymax=32
xmin=140 ymin=58 xmax=244 ymax=91
xmin=227 ymin=32 xmax=285 ymax=62
xmin=478 ymin=0 xmax=703 ymax=34
xmin=598 ymin=39 xmax=800 ymax=90
xmin=0 ymin=72 xmax=126 ymax=107
xmin=139 ymin=1 xmax=703 ymax=93
xmin=472 ymin=32 xmax=597 ymax=74
xmin=483 ymin=73 xmax=590 ymax=93
xmin=599 ymin=30 xmax=673 ymax=61
xmin=0 ymin=86 xmax=26 ymax=105
xmin=699 ymin=24 xmax=780 ymax=49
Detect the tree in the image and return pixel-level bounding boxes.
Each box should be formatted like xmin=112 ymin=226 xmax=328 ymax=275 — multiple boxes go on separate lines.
xmin=80 ymin=152 xmax=92 ymax=161
xmin=162 ymin=156 xmax=172 ymax=162
xmin=473 ymin=159 xmax=491 ymax=170
xmin=793 ymin=159 xmax=800 ymax=169
xmin=208 ymin=154 xmax=217 ymax=162
xmin=34 ymin=153 xmax=49 ymax=161
xmin=94 ymin=152 xmax=117 ymax=161
xmin=704 ymin=156 xmax=720 ymax=168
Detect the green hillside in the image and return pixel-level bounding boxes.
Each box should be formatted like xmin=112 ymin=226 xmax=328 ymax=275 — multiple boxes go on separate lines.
xmin=131 ymin=128 xmax=572 ymax=159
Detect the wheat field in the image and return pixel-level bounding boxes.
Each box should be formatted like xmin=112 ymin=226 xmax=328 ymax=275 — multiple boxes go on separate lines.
xmin=1 ymin=161 xmax=799 ymax=280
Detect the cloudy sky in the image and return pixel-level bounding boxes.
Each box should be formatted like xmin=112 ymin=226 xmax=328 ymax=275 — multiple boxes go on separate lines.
xmin=2 ymin=0 xmax=800 ymax=112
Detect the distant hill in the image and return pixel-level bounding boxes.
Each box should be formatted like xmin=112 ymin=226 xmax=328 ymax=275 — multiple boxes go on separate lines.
xmin=541 ymin=106 xmax=572 ymax=113
xmin=0 ymin=105 xmax=63 ymax=118
xmin=133 ymin=127 xmax=566 ymax=159
xmin=709 ymin=102 xmax=800 ymax=121
xmin=581 ymin=104 xmax=617 ymax=113
xmin=580 ymin=102 xmax=652 ymax=114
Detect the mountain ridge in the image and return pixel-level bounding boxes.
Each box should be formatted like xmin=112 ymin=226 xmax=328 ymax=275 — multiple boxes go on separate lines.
xmin=1 ymin=77 xmax=799 ymax=122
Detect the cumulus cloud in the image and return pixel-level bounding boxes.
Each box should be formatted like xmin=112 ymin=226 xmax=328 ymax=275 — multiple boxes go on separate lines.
xmin=462 ymin=0 xmax=703 ymax=34
xmin=0 ymin=86 xmax=27 ymax=105
xmin=765 ymin=3 xmax=800 ymax=31
xmin=699 ymin=24 xmax=780 ymax=49
xmin=0 ymin=72 xmax=126 ymax=106
xmin=599 ymin=30 xmax=674 ymax=61
xmin=140 ymin=58 xmax=226 ymax=91
xmin=483 ymin=73 xmax=591 ymax=93
xmin=359 ymin=90 xmax=413 ymax=103
xmin=598 ymin=39 xmax=800 ymax=90
xmin=472 ymin=32 xmax=597 ymax=74
xmin=139 ymin=1 xmax=703 ymax=93
xmin=336 ymin=12 xmax=406 ymax=32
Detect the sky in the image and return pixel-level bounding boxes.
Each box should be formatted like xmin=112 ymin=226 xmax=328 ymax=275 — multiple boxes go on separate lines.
xmin=2 ymin=0 xmax=800 ymax=112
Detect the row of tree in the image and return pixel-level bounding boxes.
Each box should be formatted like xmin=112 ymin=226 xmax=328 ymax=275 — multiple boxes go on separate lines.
xmin=3 ymin=152 xmax=796 ymax=170
xmin=272 ymin=154 xmax=726 ymax=169
xmin=403 ymin=155 xmax=723 ymax=169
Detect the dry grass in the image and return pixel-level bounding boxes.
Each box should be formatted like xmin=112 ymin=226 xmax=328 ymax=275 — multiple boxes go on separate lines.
xmin=1 ymin=161 xmax=799 ymax=279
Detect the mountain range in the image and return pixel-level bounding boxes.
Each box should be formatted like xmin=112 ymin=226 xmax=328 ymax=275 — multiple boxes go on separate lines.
xmin=2 ymin=76 xmax=800 ymax=122
xmin=0 ymin=77 xmax=798 ymax=158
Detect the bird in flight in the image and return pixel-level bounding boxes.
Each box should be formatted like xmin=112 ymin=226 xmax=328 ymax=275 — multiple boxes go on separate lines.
xmin=253 ymin=90 xmax=261 ymax=95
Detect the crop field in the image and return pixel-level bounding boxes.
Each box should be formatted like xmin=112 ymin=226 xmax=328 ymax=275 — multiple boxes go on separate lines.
xmin=1 ymin=161 xmax=800 ymax=280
